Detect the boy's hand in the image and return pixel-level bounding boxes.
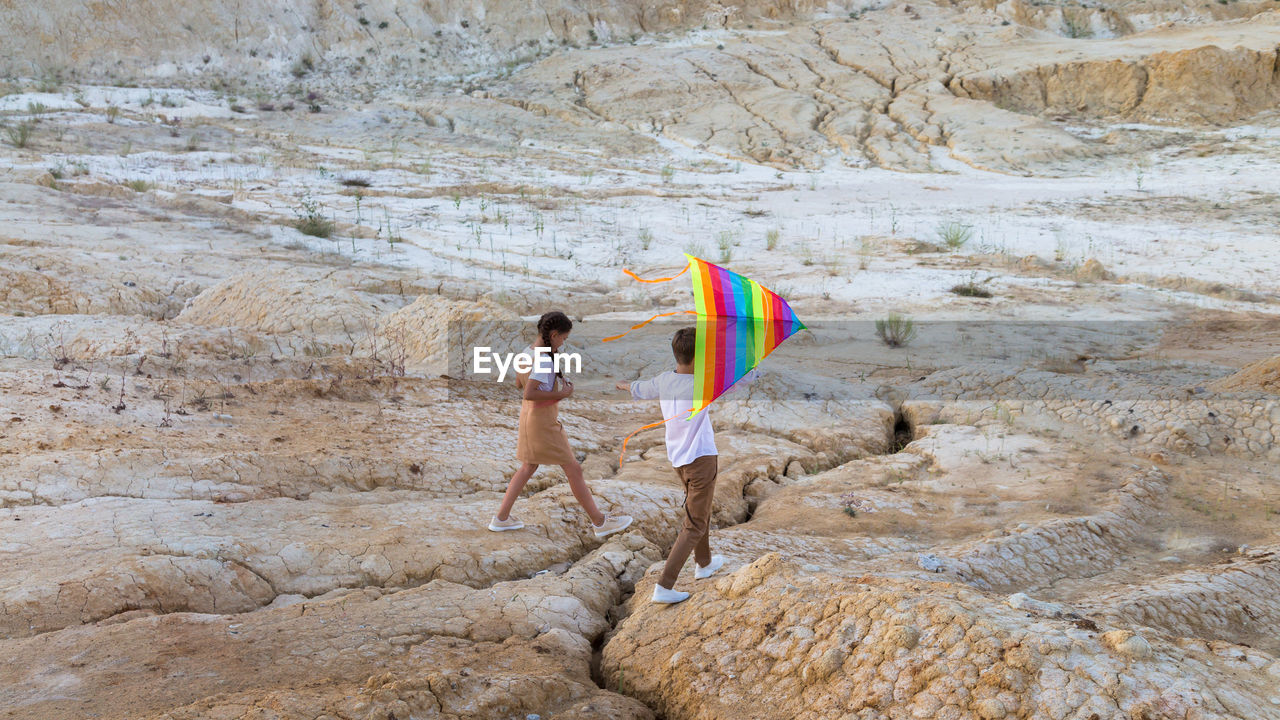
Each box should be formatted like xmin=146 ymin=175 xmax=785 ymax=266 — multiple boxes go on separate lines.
xmin=559 ymin=380 xmax=574 ymax=399
xmin=614 ymin=381 xmax=631 ymax=392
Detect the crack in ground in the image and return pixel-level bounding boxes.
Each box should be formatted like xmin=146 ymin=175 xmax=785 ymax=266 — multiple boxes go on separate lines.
xmin=584 ymin=412 xmax=909 ymax=712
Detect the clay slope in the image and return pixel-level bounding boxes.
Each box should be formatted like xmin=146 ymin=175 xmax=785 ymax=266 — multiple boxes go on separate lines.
xmin=0 ymin=0 xmax=849 ymax=83
xmin=1209 ymin=354 xmax=1280 ymax=394
xmin=483 ymin=7 xmax=1280 ymax=172
xmin=949 ymin=14 xmax=1280 ymax=124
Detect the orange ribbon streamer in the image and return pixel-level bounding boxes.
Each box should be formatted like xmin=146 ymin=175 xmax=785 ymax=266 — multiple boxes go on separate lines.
xmin=621 ymin=262 xmax=690 ymax=283
xmin=616 ymin=412 xmax=687 ymax=466
xmin=601 ymin=310 xmax=696 ymax=343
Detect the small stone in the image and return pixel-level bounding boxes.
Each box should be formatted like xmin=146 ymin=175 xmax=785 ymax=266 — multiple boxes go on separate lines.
xmin=917 ymin=553 xmax=944 ymax=573
xmin=1007 ymin=592 xmax=1064 ymax=617
xmin=809 ymin=646 xmax=847 ymax=679
xmin=1075 ymin=258 xmax=1111 ymax=281
xmin=975 ymin=697 xmax=1007 ymax=719
xmin=886 ymin=624 xmax=919 ymax=650
xmin=1101 ymin=630 xmax=1152 ymax=659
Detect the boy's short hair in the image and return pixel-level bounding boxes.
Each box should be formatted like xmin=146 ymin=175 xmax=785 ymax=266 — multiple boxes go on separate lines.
xmin=672 ymin=327 xmax=696 ymax=365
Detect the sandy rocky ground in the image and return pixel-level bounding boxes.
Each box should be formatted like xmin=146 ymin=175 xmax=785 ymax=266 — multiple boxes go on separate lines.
xmin=2 ymin=0 xmax=1280 ymax=718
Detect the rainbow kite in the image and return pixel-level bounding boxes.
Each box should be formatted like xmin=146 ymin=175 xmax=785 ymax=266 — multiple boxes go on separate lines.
xmin=607 ymin=254 xmax=805 ymax=458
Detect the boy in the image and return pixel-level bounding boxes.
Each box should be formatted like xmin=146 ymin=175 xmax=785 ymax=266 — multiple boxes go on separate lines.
xmin=616 ymin=326 xmax=745 ymax=604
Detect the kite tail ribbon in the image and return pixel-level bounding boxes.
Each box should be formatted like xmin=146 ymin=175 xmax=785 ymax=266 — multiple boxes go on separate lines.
xmin=603 ymin=262 xmax=696 ymax=342
xmin=621 ymin=262 xmax=690 ymax=284
xmin=601 ymin=310 xmax=695 ymax=342
xmin=617 ymin=412 xmax=687 ymax=466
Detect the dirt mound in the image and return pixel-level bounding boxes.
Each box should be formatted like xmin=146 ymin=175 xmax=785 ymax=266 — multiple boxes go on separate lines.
xmin=176 ymin=267 xmax=400 ymax=340
xmin=361 ymin=293 xmax=524 ymax=374
xmin=0 ymin=267 xmax=88 ymax=315
xmin=0 ymin=259 xmax=198 ymax=319
xmin=1209 ymin=355 xmax=1280 ymax=394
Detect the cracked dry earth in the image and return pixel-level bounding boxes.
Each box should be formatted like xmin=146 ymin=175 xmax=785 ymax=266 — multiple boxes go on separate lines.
xmin=3 ymin=292 xmax=1280 ymax=720
xmin=3 ymin=0 xmax=1280 ymax=717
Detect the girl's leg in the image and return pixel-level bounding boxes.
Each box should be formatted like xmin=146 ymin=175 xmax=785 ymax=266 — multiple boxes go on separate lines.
xmin=496 ymin=463 xmax=538 ymax=520
xmin=563 ymin=461 xmax=605 ymax=525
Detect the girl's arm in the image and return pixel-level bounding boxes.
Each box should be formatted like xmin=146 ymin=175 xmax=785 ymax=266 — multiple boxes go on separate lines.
xmin=523 ymin=377 xmax=570 ymax=402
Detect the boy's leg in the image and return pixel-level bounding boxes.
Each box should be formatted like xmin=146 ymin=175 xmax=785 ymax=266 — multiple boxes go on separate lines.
xmin=687 ymin=457 xmax=717 ymax=567
xmin=658 ymin=455 xmax=718 ymax=589
xmin=496 ymin=463 xmax=537 ymax=520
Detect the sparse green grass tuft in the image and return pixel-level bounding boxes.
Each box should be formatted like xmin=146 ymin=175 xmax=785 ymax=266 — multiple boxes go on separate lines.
xmin=638 ymin=227 xmax=653 ymax=250
xmin=876 ymin=313 xmax=917 ymax=348
xmin=765 ymin=228 xmax=780 ymax=250
xmin=2 ymin=121 xmax=34 ymax=148
xmin=950 ymin=273 xmax=993 ymax=298
xmin=125 ymin=179 xmax=152 ymax=192
xmin=35 ymin=73 xmax=61 ymax=93
xmin=936 ymin=221 xmax=973 ymax=251
xmin=291 ymin=55 xmax=315 ymax=78
xmin=949 ymin=283 xmax=992 ymax=298
xmin=717 ymin=231 xmax=734 ymax=263
xmin=293 ymin=193 xmax=335 ymax=239
xmin=1063 ymin=10 xmax=1093 ymax=38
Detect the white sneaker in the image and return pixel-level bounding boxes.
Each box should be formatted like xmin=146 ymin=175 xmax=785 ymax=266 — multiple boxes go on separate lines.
xmin=695 ymin=555 xmax=725 ymax=579
xmin=652 ymin=584 xmax=690 ymax=604
xmin=592 ymin=514 xmax=633 ymax=538
xmin=488 ymin=516 xmax=524 ymax=532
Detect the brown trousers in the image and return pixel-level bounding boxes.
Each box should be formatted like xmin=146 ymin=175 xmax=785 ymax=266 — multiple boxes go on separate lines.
xmin=658 ymin=454 xmax=718 ymax=589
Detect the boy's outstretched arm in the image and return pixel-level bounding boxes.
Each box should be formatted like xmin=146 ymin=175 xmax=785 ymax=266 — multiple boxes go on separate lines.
xmin=617 ymin=377 xmax=660 ymax=400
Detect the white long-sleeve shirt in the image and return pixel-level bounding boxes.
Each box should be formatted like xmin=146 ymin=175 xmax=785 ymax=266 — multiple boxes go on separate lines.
xmin=629 ymin=369 xmax=756 ymax=467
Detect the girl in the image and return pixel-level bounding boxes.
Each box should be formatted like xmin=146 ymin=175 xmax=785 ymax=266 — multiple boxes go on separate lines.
xmin=489 ymin=311 xmax=633 ymax=538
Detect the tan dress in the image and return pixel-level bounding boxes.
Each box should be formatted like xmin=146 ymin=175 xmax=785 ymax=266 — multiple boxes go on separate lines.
xmin=515 ymin=375 xmax=575 ymax=466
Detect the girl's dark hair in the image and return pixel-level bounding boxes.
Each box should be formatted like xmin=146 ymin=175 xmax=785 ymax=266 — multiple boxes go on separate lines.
xmin=537 ymin=310 xmax=573 ymax=378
